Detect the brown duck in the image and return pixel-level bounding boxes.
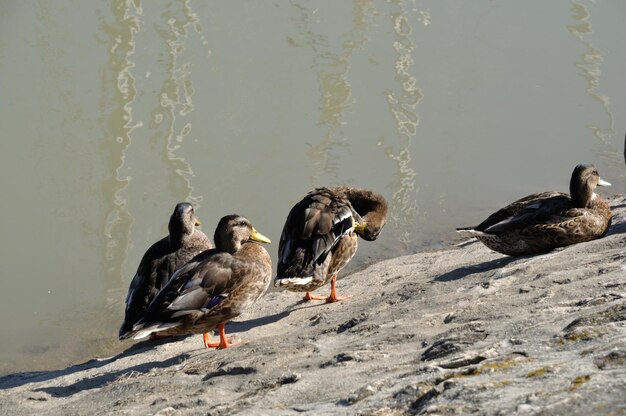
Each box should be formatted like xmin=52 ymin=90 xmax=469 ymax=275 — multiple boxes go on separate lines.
xmin=274 ymin=187 xmax=388 ymax=302
xmin=119 ymin=202 xmax=213 ymax=340
xmin=456 ymin=164 xmax=612 ymax=256
xmin=129 ymin=214 xmax=271 ymax=349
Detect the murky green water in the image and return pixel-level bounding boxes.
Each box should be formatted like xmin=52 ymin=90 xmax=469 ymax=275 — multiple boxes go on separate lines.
xmin=1 ymin=0 xmax=625 ymax=376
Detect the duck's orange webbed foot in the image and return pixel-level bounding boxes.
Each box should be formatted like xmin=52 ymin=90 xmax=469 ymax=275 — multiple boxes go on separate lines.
xmin=303 ymin=291 xmax=327 ymax=301
xmin=325 ymin=275 xmax=352 ymax=303
xmin=202 ymin=332 xmax=221 ymax=348
xmin=202 ymin=323 xmax=238 ymax=349
xmin=302 ymin=276 xmax=352 ymax=302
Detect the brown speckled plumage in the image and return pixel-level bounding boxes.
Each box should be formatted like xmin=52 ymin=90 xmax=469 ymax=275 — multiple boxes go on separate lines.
xmin=274 ymin=187 xmax=387 ymax=301
xmin=128 ymin=215 xmax=271 ymax=345
xmin=457 ymin=164 xmax=612 ymax=256
xmin=119 ymin=203 xmax=212 ymax=340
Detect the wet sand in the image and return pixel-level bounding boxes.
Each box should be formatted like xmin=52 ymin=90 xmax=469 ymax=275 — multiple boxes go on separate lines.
xmin=1 ymin=198 xmax=625 ymax=415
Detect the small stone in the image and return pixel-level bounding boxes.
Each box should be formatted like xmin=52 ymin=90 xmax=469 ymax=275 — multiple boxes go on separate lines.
xmin=516 ymin=403 xmax=540 ymax=413
xmin=153 ymin=407 xmax=177 ymax=416
xmin=280 ymin=372 xmax=301 ymax=384
xmin=345 ymin=385 xmax=376 ymax=404
xmin=594 ymin=349 xmax=626 ymax=370
xmin=152 ymin=398 xmax=168 ymax=406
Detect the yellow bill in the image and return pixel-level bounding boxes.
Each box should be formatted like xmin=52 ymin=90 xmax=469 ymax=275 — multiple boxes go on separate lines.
xmin=250 ymin=228 xmax=271 ymax=244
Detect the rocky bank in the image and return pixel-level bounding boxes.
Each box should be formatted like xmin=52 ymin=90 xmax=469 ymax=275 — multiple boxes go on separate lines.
xmin=1 ymin=199 xmax=626 ymax=415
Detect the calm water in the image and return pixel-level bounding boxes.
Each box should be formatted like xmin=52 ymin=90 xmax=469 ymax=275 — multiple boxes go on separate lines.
xmin=1 ymin=0 xmax=625 ymax=376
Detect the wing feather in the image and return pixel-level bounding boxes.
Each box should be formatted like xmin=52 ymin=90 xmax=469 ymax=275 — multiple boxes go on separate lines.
xmin=277 ymin=188 xmax=355 ymax=277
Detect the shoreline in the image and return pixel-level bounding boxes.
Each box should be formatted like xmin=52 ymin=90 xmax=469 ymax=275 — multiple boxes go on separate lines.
xmin=1 ymin=197 xmax=625 ymax=415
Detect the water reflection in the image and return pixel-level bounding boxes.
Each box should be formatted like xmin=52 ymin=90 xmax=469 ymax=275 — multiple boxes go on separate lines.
xmin=383 ymin=1 xmax=421 ymax=245
xmin=290 ymin=1 xmax=372 ymax=185
xmin=153 ymin=0 xmax=207 ymax=206
xmin=568 ymin=1 xmax=618 ymax=165
xmin=97 ymin=0 xmax=140 ymax=357
xmin=99 ymin=0 xmax=139 ymax=287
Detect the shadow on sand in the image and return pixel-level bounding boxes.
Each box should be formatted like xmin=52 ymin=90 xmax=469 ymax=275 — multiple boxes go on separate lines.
xmin=33 ymin=353 xmax=191 ymax=398
xmin=434 ymin=254 xmax=521 ymax=282
xmin=0 ymin=337 xmax=180 ymax=391
xmin=0 ymin=308 xmax=296 ymax=393
xmin=227 ymin=309 xmax=291 ymax=334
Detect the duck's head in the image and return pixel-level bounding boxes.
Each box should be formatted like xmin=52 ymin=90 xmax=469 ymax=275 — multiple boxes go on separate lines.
xmin=570 ymin=164 xmax=611 ymax=207
xmin=354 ymin=210 xmax=387 ymax=241
xmin=169 ymin=202 xmax=201 ymax=237
xmin=214 ymin=214 xmax=271 ymax=253
xmin=344 ymin=189 xmax=388 ymax=242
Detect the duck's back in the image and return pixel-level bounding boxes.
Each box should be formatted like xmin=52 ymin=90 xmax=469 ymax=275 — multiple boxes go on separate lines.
xmin=466 ymin=192 xmax=611 ymax=255
xmin=135 ymin=242 xmax=271 ymax=335
xmin=119 ymin=229 xmax=212 ymax=338
xmin=474 ymin=191 xmax=570 ymax=233
xmin=277 ymin=188 xmax=355 ymax=279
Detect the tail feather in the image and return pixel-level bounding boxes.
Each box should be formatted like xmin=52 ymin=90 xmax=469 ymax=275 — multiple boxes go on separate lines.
xmin=118 ymin=322 xmax=133 ymax=340
xmin=131 ymin=322 xmax=182 ymax=340
xmin=274 ymin=276 xmax=313 ymax=289
xmin=455 ymin=227 xmax=485 ymax=237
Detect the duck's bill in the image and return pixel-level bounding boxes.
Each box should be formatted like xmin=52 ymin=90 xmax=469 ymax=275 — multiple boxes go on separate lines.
xmin=250 ymin=228 xmax=271 ymax=244
xmin=598 ymin=178 xmax=611 ymax=187
xmin=354 ymin=222 xmax=368 ymax=234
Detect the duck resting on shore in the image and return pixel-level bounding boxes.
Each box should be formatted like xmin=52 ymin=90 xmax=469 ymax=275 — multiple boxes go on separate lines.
xmin=456 ymin=164 xmax=612 ymax=256
xmin=119 ymin=203 xmax=213 ymax=340
xmin=274 ymin=187 xmax=388 ymax=302
xmin=128 ymin=214 xmax=272 ymax=349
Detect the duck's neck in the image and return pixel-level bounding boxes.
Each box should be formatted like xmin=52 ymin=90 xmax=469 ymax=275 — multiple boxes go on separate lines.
xmin=169 ymin=221 xmax=193 ymax=245
xmin=214 ymin=231 xmax=243 ymax=254
xmin=570 ymin=182 xmax=594 ymax=208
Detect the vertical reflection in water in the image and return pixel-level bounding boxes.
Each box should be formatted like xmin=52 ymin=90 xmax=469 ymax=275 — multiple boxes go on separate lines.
xmin=290 ymin=0 xmax=373 ymax=185
xmin=99 ymin=0 xmax=141 ymax=296
xmin=567 ymin=1 xmax=616 ymax=157
xmin=153 ymin=0 xmax=206 ymax=207
xmin=384 ymin=1 xmax=421 ymax=245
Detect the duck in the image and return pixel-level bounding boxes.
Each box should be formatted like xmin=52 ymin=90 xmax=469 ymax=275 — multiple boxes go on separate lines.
xmin=128 ymin=214 xmax=272 ymax=349
xmin=274 ymin=187 xmax=388 ymax=302
xmin=119 ymin=202 xmax=213 ymax=340
xmin=456 ymin=164 xmax=612 ymax=256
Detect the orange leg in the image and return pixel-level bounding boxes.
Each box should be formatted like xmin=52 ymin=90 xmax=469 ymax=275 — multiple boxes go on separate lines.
xmin=325 ymin=275 xmax=352 ymax=303
xmin=202 ymin=323 xmax=237 ymax=349
xmin=302 ymin=276 xmax=352 ymax=303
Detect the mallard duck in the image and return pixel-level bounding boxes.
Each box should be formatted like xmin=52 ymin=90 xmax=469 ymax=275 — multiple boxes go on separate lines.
xmin=456 ymin=164 xmax=612 ymax=256
xmin=128 ymin=214 xmax=272 ymax=349
xmin=119 ymin=202 xmax=213 ymax=340
xmin=274 ymin=187 xmax=388 ymax=302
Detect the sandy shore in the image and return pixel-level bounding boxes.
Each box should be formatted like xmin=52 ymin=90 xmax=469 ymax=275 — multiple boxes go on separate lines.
xmin=1 ymin=198 xmax=626 ymax=415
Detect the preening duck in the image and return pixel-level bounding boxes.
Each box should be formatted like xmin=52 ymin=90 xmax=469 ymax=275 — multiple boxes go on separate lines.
xmin=456 ymin=164 xmax=612 ymax=256
xmin=119 ymin=202 xmax=212 ymax=340
xmin=274 ymin=187 xmax=388 ymax=302
xmin=129 ymin=214 xmax=271 ymax=349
